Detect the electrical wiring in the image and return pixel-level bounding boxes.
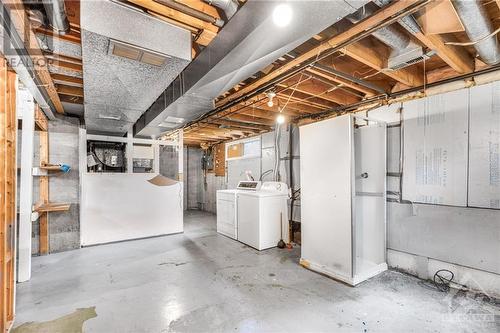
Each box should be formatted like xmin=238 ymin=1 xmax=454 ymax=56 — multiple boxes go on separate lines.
xmin=444 ymin=26 xmax=500 ymax=46
xmin=433 ymin=269 xmax=469 ymax=292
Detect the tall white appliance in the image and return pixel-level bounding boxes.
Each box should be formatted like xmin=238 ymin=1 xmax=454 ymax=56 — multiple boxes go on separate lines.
xmin=299 ymin=114 xmax=387 ymax=286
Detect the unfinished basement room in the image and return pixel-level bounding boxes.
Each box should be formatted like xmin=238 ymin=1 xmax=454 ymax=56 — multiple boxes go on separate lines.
xmin=1 ymin=0 xmax=500 ymax=332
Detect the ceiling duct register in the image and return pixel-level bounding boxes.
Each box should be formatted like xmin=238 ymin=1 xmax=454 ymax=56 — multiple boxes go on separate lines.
xmin=108 ymin=39 xmax=170 ymax=67
xmin=80 ymin=0 xmax=191 ymax=135
xmin=133 ymin=0 xmax=371 ymax=138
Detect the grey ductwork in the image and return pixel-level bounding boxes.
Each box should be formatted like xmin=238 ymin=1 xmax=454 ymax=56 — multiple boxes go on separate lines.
xmin=134 ymin=0 xmax=371 ymax=137
xmin=373 ymin=0 xmax=422 ymax=35
xmin=452 ymin=0 xmax=500 ymax=65
xmin=204 ymin=0 xmax=239 ymax=20
xmin=42 ymin=0 xmax=70 ymax=34
xmin=347 ymin=2 xmax=425 ymax=70
xmin=156 ymin=0 xmax=225 ymax=27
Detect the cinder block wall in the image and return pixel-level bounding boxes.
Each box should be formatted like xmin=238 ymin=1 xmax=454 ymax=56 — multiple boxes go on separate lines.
xmin=32 ymin=115 xmax=80 ymax=254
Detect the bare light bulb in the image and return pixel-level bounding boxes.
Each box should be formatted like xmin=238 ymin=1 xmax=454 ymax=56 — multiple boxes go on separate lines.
xmin=276 ymin=114 xmax=285 ymax=124
xmin=273 ymin=4 xmax=292 ymax=27
xmin=266 ymin=91 xmax=276 ymax=108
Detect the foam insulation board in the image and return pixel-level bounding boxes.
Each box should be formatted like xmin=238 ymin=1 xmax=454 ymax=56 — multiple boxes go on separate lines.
xmin=402 ymin=89 xmax=468 ymax=206
xmin=468 ymin=82 xmax=500 ymax=209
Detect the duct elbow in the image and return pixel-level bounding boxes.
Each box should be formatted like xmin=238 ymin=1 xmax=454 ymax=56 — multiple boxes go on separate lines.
xmin=43 ymin=0 xmax=70 ymax=35
xmin=205 ymin=0 xmax=239 ymax=20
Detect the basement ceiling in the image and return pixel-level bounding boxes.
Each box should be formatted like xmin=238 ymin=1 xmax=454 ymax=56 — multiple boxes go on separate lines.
xmin=80 ymin=0 xmax=191 ymax=135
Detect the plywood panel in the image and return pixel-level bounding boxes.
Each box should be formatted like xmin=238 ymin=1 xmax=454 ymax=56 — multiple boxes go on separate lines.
xmin=226 ymin=143 xmax=243 ymax=158
xmin=213 ymin=143 xmax=225 ymax=177
xmin=402 ymin=89 xmax=468 ymax=206
xmin=469 ymin=82 xmax=500 ymax=209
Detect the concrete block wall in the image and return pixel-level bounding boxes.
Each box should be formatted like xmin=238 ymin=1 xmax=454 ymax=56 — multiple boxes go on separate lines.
xmin=32 ymin=115 xmax=81 ymax=254
xmin=183 ymin=147 xmax=227 ymax=212
xmin=201 ymin=173 xmax=227 ymax=213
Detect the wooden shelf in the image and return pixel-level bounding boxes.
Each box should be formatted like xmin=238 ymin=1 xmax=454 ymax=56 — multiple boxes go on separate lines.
xmin=40 ymin=164 xmax=63 ymax=171
xmin=34 ymin=202 xmax=71 ymax=213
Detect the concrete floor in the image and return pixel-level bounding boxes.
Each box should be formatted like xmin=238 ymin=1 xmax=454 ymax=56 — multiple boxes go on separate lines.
xmin=14 ymin=210 xmax=499 ymax=332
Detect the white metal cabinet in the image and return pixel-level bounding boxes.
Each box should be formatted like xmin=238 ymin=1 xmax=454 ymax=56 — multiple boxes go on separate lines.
xmin=299 ymin=114 xmax=387 ymax=286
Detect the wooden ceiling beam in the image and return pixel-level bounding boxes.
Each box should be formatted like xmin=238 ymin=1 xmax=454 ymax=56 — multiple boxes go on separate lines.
xmin=224 ymin=113 xmax=275 ymax=126
xmin=276 ymin=90 xmax=336 ymax=109
xmin=55 ymin=84 xmax=84 ymax=98
xmin=409 ymin=33 xmax=474 ymax=74
xmin=305 ymin=67 xmax=378 ymax=97
xmin=205 ymin=119 xmax=271 ymax=131
xmin=51 ymin=73 xmax=83 ymax=87
xmin=59 ymin=94 xmax=83 ymax=104
xmin=7 ymin=2 xmax=65 ymax=113
xmin=127 ymin=0 xmax=219 ymax=46
xmin=279 ymin=76 xmax=361 ymax=105
xmin=45 ymin=54 xmax=83 ymax=72
xmin=34 ymin=27 xmax=81 ymax=44
xmin=238 ymin=109 xmax=277 ymax=121
xmin=216 ymin=0 xmax=426 ymax=107
xmin=342 ymin=42 xmax=424 ymax=87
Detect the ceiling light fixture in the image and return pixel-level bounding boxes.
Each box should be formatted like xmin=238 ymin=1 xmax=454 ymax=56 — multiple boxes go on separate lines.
xmin=273 ymin=4 xmax=292 ymax=27
xmin=276 ymin=113 xmax=285 ymax=124
xmin=266 ymin=91 xmax=276 ymax=107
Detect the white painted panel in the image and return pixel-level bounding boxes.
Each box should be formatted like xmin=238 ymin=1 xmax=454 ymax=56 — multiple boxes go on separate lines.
xmin=402 ymin=90 xmax=468 ymax=206
xmin=300 ymin=114 xmax=353 ymax=279
xmin=226 ymin=158 xmax=261 ymax=189
xmin=18 ymin=89 xmax=35 ymax=282
xmin=367 ymin=103 xmax=402 ymax=124
xmin=81 ymin=173 xmax=183 ymax=246
xmin=353 ymin=122 xmax=387 ymax=278
xmin=469 ymin=82 xmax=500 ymax=209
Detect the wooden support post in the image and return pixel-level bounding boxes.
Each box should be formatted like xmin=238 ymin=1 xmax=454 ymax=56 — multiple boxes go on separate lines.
xmin=1 ymin=59 xmax=18 ymax=333
xmin=38 ymin=119 xmax=49 ymax=255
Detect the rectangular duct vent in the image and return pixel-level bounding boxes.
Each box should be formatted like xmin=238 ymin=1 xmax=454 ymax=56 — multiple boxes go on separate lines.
xmin=159 ymin=116 xmax=185 ymax=128
xmin=388 ymin=47 xmax=436 ymax=71
xmin=108 ymin=39 xmax=169 ymax=67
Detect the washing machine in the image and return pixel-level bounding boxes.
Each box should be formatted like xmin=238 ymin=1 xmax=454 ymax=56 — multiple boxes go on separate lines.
xmin=216 ymin=181 xmax=261 ymax=239
xmin=237 ymin=182 xmax=289 ymax=250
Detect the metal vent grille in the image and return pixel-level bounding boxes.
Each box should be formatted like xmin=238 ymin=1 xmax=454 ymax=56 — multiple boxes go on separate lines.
xmin=389 ymin=50 xmax=436 ymax=71
xmin=108 ymin=39 xmax=169 ymax=67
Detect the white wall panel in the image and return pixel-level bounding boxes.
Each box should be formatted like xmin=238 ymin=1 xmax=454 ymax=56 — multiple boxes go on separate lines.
xmin=402 ymin=90 xmax=468 ymax=206
xmin=469 ymin=82 xmax=500 ymax=209
xmin=81 ymin=173 xmax=183 ymax=246
xmin=300 ymin=115 xmax=353 ymax=280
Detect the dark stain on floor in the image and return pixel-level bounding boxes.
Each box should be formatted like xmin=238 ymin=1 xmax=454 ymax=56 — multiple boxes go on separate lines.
xmin=13 ymin=307 xmax=97 ymax=333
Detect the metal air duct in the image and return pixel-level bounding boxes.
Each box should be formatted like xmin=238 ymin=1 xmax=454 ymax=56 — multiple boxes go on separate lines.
xmin=451 ymin=0 xmax=500 ymax=65
xmin=204 ymin=0 xmax=238 ymax=20
xmin=133 ymin=0 xmax=371 ymax=137
xmin=346 ymin=2 xmax=425 ymax=70
xmin=42 ymin=0 xmax=70 ymax=34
